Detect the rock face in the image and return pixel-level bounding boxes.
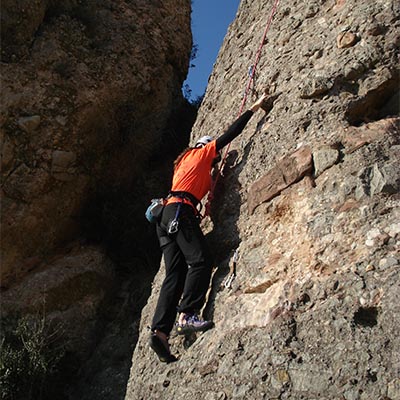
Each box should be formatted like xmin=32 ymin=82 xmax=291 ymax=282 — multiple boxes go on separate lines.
xmin=1 ymin=0 xmax=192 ymax=287
xmin=126 ymin=1 xmax=399 ymax=399
xmin=1 ymin=1 xmax=193 ymax=397
xmin=1 ymin=244 xmax=115 ymax=357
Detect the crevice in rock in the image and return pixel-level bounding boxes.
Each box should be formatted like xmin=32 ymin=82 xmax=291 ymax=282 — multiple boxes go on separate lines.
xmin=366 ymin=369 xmax=378 ymax=383
xmin=66 ymin=261 xmax=157 ymax=400
xmin=353 ymin=306 xmax=378 ymax=328
xmin=285 ymin=317 xmax=297 ymax=346
xmin=66 ymin=100 xmax=198 ymax=400
xmin=335 ymin=142 xmax=347 ymax=164
xmin=345 ymin=74 xmax=399 ymax=126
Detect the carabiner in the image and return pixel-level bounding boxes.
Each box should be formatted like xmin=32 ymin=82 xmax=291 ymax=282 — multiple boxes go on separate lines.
xmin=224 ymin=274 xmax=235 ymax=289
xmin=167 ymin=219 xmax=179 ymax=234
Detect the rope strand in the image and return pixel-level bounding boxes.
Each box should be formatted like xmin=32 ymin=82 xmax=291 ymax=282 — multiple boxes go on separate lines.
xmin=204 ymin=0 xmax=280 ymax=218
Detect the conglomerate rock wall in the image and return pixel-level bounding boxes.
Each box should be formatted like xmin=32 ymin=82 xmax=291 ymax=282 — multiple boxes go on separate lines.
xmin=1 ymin=1 xmax=192 ymax=397
xmin=126 ymin=0 xmax=399 ymax=399
xmin=1 ymin=0 xmax=192 ymax=287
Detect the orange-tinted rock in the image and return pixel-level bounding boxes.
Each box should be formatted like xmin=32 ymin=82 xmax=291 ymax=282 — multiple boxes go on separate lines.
xmin=248 ymin=146 xmax=312 ymax=214
xmin=342 ymin=117 xmax=399 ymax=154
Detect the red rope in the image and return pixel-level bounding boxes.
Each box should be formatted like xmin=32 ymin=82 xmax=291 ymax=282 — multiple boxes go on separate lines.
xmin=204 ymin=0 xmax=280 ymax=218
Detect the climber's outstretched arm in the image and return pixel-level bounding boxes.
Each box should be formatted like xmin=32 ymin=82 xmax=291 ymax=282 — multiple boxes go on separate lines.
xmin=215 ymin=93 xmax=267 ymax=151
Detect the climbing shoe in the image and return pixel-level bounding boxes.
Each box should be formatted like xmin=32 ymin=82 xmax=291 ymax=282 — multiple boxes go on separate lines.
xmin=148 ymin=332 xmax=177 ymax=363
xmin=176 ymin=314 xmax=214 ymax=335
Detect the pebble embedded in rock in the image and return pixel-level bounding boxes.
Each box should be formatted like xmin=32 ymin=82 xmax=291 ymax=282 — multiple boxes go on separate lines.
xmin=379 ymin=257 xmax=398 ymax=269
xmin=337 ymin=31 xmax=358 ymax=48
xmin=17 ymin=115 xmax=41 ymax=133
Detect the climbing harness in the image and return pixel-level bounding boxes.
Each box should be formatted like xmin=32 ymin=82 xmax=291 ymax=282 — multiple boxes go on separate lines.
xmin=169 ymin=191 xmax=201 ymax=213
xmin=145 ymin=191 xmax=201 ymax=227
xmin=166 ymin=191 xmax=203 ymax=233
xmin=222 ymin=249 xmax=239 ymax=290
xmin=205 ymin=0 xmax=280 ymax=217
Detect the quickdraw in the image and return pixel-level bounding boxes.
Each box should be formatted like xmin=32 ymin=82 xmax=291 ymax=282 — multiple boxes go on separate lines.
xmin=222 ymin=249 xmax=239 ymax=290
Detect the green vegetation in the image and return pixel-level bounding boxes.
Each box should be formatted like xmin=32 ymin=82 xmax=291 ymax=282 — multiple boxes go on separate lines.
xmin=183 ymin=43 xmax=205 ymax=106
xmin=182 ymin=84 xmax=205 ymax=107
xmin=0 ymin=313 xmax=65 ymax=400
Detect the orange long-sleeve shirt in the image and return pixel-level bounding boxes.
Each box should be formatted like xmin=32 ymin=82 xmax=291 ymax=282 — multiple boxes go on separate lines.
xmin=166 ymin=140 xmax=217 ymax=207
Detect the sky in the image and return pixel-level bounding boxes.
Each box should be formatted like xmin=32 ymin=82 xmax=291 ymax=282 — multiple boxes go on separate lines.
xmin=183 ymin=0 xmax=241 ymax=100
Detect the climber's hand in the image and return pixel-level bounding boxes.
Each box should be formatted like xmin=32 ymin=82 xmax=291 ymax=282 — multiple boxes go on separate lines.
xmin=250 ymin=92 xmax=268 ymax=112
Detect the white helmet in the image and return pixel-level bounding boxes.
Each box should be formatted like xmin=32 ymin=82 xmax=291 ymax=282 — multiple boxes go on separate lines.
xmin=195 ymin=135 xmax=213 ymax=148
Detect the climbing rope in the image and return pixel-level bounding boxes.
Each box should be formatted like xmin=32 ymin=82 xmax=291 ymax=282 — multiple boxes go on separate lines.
xmin=204 ymin=0 xmax=280 ymax=218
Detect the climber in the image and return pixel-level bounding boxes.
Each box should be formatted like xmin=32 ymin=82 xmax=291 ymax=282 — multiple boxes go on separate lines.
xmin=149 ymin=92 xmax=269 ymax=363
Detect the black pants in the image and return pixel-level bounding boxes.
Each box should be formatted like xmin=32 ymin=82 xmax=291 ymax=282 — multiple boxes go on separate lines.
xmin=151 ymin=203 xmax=213 ymax=335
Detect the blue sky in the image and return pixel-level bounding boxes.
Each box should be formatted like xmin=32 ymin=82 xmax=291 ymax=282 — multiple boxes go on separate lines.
xmin=183 ymin=0 xmax=241 ymax=100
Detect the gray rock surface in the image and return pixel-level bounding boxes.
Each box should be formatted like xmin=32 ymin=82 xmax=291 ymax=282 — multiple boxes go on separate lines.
xmin=126 ymin=0 xmax=400 ymax=399
xmin=2 ymin=0 xmax=399 ymax=398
